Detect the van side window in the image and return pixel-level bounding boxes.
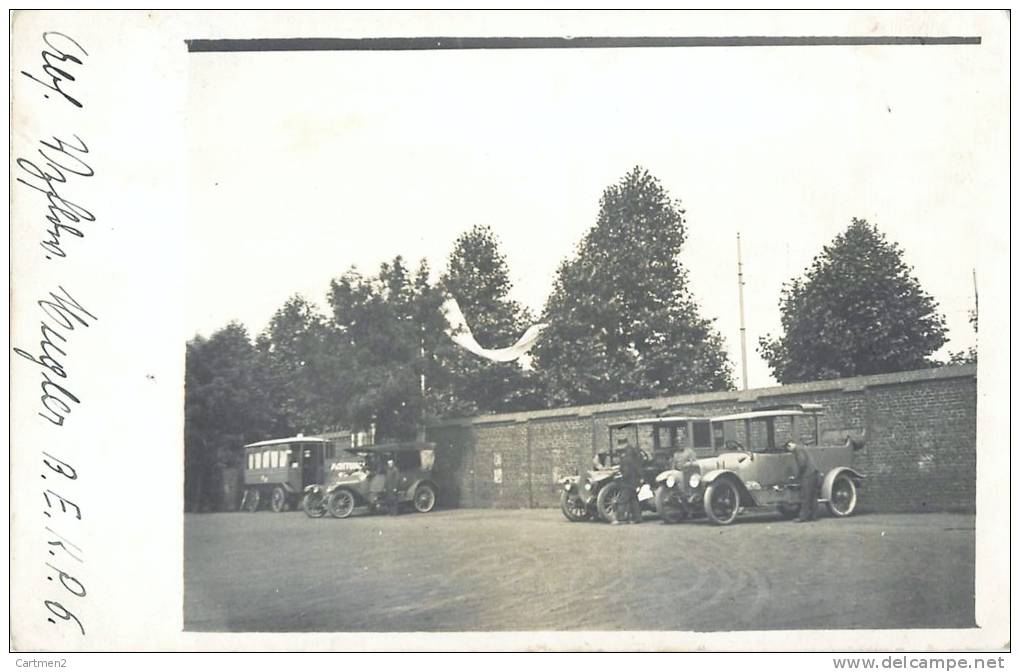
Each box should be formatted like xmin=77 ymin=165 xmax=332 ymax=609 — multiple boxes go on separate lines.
xmin=395 ymin=451 xmax=419 ymax=470
xmin=692 ymin=421 xmax=712 ymax=448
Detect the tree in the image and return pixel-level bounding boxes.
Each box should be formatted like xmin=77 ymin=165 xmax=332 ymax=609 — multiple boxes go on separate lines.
xmin=255 ymin=295 xmax=346 ymax=434
xmin=184 ymin=322 xmax=275 ymax=511
xmin=946 ymin=308 xmax=978 ymax=366
xmin=435 ymin=224 xmax=540 ymax=415
xmin=759 ymin=218 xmax=948 ymax=383
xmin=328 ymin=257 xmax=433 ymax=441
xmin=533 ymin=166 xmax=733 ymax=406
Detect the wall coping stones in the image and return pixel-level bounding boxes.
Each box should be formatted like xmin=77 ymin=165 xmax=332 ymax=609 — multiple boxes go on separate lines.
xmin=428 ymin=364 xmax=976 ymax=429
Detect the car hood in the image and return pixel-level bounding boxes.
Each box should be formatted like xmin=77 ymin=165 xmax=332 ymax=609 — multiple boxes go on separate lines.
xmin=695 ymin=452 xmax=751 ymax=472
xmin=330 ymin=471 xmax=369 ymax=486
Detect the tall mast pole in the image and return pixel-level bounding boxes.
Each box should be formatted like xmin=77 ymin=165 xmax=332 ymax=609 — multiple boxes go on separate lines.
xmin=418 ymin=321 xmax=426 ymax=442
xmin=737 ymin=233 xmax=749 ymax=391
xmin=972 ymin=268 xmax=979 ymax=325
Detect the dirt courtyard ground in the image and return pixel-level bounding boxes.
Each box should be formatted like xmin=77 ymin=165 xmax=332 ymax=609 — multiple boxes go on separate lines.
xmin=184 ymin=509 xmax=974 ymax=632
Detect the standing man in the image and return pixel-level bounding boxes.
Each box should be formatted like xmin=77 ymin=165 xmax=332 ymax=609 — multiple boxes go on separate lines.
xmin=614 ymin=437 xmax=643 ymax=525
xmin=384 ymin=457 xmax=401 ymax=515
xmin=672 ymin=444 xmax=698 ymax=469
xmin=787 ymin=441 xmax=820 ymax=522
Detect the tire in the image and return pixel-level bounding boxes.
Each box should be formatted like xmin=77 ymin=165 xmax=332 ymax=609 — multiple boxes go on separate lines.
xmin=327 ymin=488 xmax=356 ymax=519
xmin=412 ymin=483 xmax=437 ymax=513
xmin=595 ymin=482 xmax=623 ymax=523
xmin=242 ymin=488 xmax=261 ymax=512
xmin=560 ymin=490 xmax=589 ymax=522
xmin=827 ymin=474 xmax=858 ymax=517
xmin=655 ymin=485 xmax=687 ymax=524
xmin=704 ymin=479 xmax=741 ymax=525
xmin=302 ymin=490 xmax=327 ymax=518
xmin=270 ymin=486 xmax=287 ymax=513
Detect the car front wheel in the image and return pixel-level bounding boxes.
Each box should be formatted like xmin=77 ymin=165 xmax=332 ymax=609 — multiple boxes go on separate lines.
xmin=560 ymin=490 xmax=589 ymax=522
xmin=413 ymin=484 xmax=437 ymax=513
xmin=704 ymin=479 xmax=740 ymax=525
xmin=827 ymin=474 xmax=858 ymax=517
xmin=595 ymin=482 xmax=623 ymax=523
xmin=327 ymin=489 xmax=356 ymax=519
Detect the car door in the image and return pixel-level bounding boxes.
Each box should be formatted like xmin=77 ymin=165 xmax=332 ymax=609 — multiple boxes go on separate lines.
xmin=742 ymin=450 xmax=797 ymax=505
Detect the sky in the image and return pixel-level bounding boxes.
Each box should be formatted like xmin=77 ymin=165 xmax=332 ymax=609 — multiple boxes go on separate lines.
xmin=187 ymin=35 xmax=1002 ymax=389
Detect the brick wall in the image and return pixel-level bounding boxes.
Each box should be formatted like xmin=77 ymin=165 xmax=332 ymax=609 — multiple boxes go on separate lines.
xmin=426 ymin=364 xmax=977 ymax=513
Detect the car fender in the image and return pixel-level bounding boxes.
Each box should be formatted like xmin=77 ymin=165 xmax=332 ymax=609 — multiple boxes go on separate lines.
xmin=303 ymin=484 xmax=324 ymax=495
xmin=701 ymin=469 xmax=757 ymax=507
xmin=403 ymin=478 xmax=438 ymax=501
xmin=820 ymin=467 xmax=865 ymax=501
xmin=559 ymin=475 xmax=579 ymax=492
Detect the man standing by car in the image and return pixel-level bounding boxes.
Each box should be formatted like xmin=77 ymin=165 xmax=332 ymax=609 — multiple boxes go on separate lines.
xmin=787 ymin=441 xmax=820 ymax=522
xmin=614 ymin=438 xmax=643 ymax=525
xmin=384 ymin=457 xmax=401 ymax=515
xmin=672 ymin=444 xmax=698 ymax=469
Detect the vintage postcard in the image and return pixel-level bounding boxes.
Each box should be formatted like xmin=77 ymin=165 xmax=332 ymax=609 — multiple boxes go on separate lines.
xmin=9 ymin=10 xmax=1010 ymax=654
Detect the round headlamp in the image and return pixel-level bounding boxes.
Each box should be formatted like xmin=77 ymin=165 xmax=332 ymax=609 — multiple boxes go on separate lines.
xmin=584 ymin=482 xmax=592 ymax=491
xmin=689 ymin=473 xmax=702 ymax=488
xmin=665 ymin=475 xmax=676 ymax=488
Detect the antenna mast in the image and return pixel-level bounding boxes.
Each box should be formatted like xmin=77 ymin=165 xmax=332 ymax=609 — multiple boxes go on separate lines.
xmin=737 ymin=233 xmax=749 ymax=391
xmin=972 ymin=268 xmax=979 ymax=324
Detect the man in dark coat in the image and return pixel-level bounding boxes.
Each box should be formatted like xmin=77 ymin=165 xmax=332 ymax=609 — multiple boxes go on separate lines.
xmin=384 ymin=457 xmax=401 ymax=515
xmin=787 ymin=441 xmax=820 ymax=522
xmin=614 ymin=438 xmax=643 ymax=525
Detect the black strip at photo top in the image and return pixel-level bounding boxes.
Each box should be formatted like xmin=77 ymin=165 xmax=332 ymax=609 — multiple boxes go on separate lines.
xmin=185 ymin=35 xmax=981 ymax=53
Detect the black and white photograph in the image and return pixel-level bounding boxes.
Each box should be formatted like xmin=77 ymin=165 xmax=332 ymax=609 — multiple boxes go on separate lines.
xmin=9 ymin=9 xmax=1010 ymax=655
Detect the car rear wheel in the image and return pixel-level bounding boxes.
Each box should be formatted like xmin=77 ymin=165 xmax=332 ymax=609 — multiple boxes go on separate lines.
xmin=827 ymin=474 xmax=858 ymax=517
xmin=242 ymin=488 xmax=260 ymax=512
xmin=655 ymin=485 xmax=687 ymax=524
xmin=413 ymin=484 xmax=437 ymax=513
xmin=302 ymin=490 xmax=327 ymax=518
xmin=560 ymin=490 xmax=589 ymax=522
xmin=327 ymin=489 xmax=356 ymax=519
xmin=270 ymin=486 xmax=287 ymax=513
xmin=595 ymin=482 xmax=623 ymax=523
xmin=704 ymin=479 xmax=740 ymax=525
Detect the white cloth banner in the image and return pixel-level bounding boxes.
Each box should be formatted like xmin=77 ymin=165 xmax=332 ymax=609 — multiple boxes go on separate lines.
xmin=441 ymin=297 xmax=548 ymax=364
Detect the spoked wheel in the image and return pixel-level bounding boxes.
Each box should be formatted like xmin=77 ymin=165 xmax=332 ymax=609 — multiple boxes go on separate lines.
xmin=270 ymin=486 xmax=288 ymax=513
xmin=302 ymin=490 xmax=327 ymax=518
xmin=560 ymin=490 xmax=589 ymax=522
xmin=413 ymin=484 xmax=437 ymax=513
xmin=704 ymin=479 xmax=740 ymax=525
xmin=655 ymin=485 xmax=688 ymax=524
xmin=595 ymin=482 xmax=623 ymax=523
xmin=242 ymin=488 xmax=261 ymax=512
xmin=327 ymin=489 xmax=356 ymax=519
xmin=827 ymin=474 xmax=858 ymax=517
